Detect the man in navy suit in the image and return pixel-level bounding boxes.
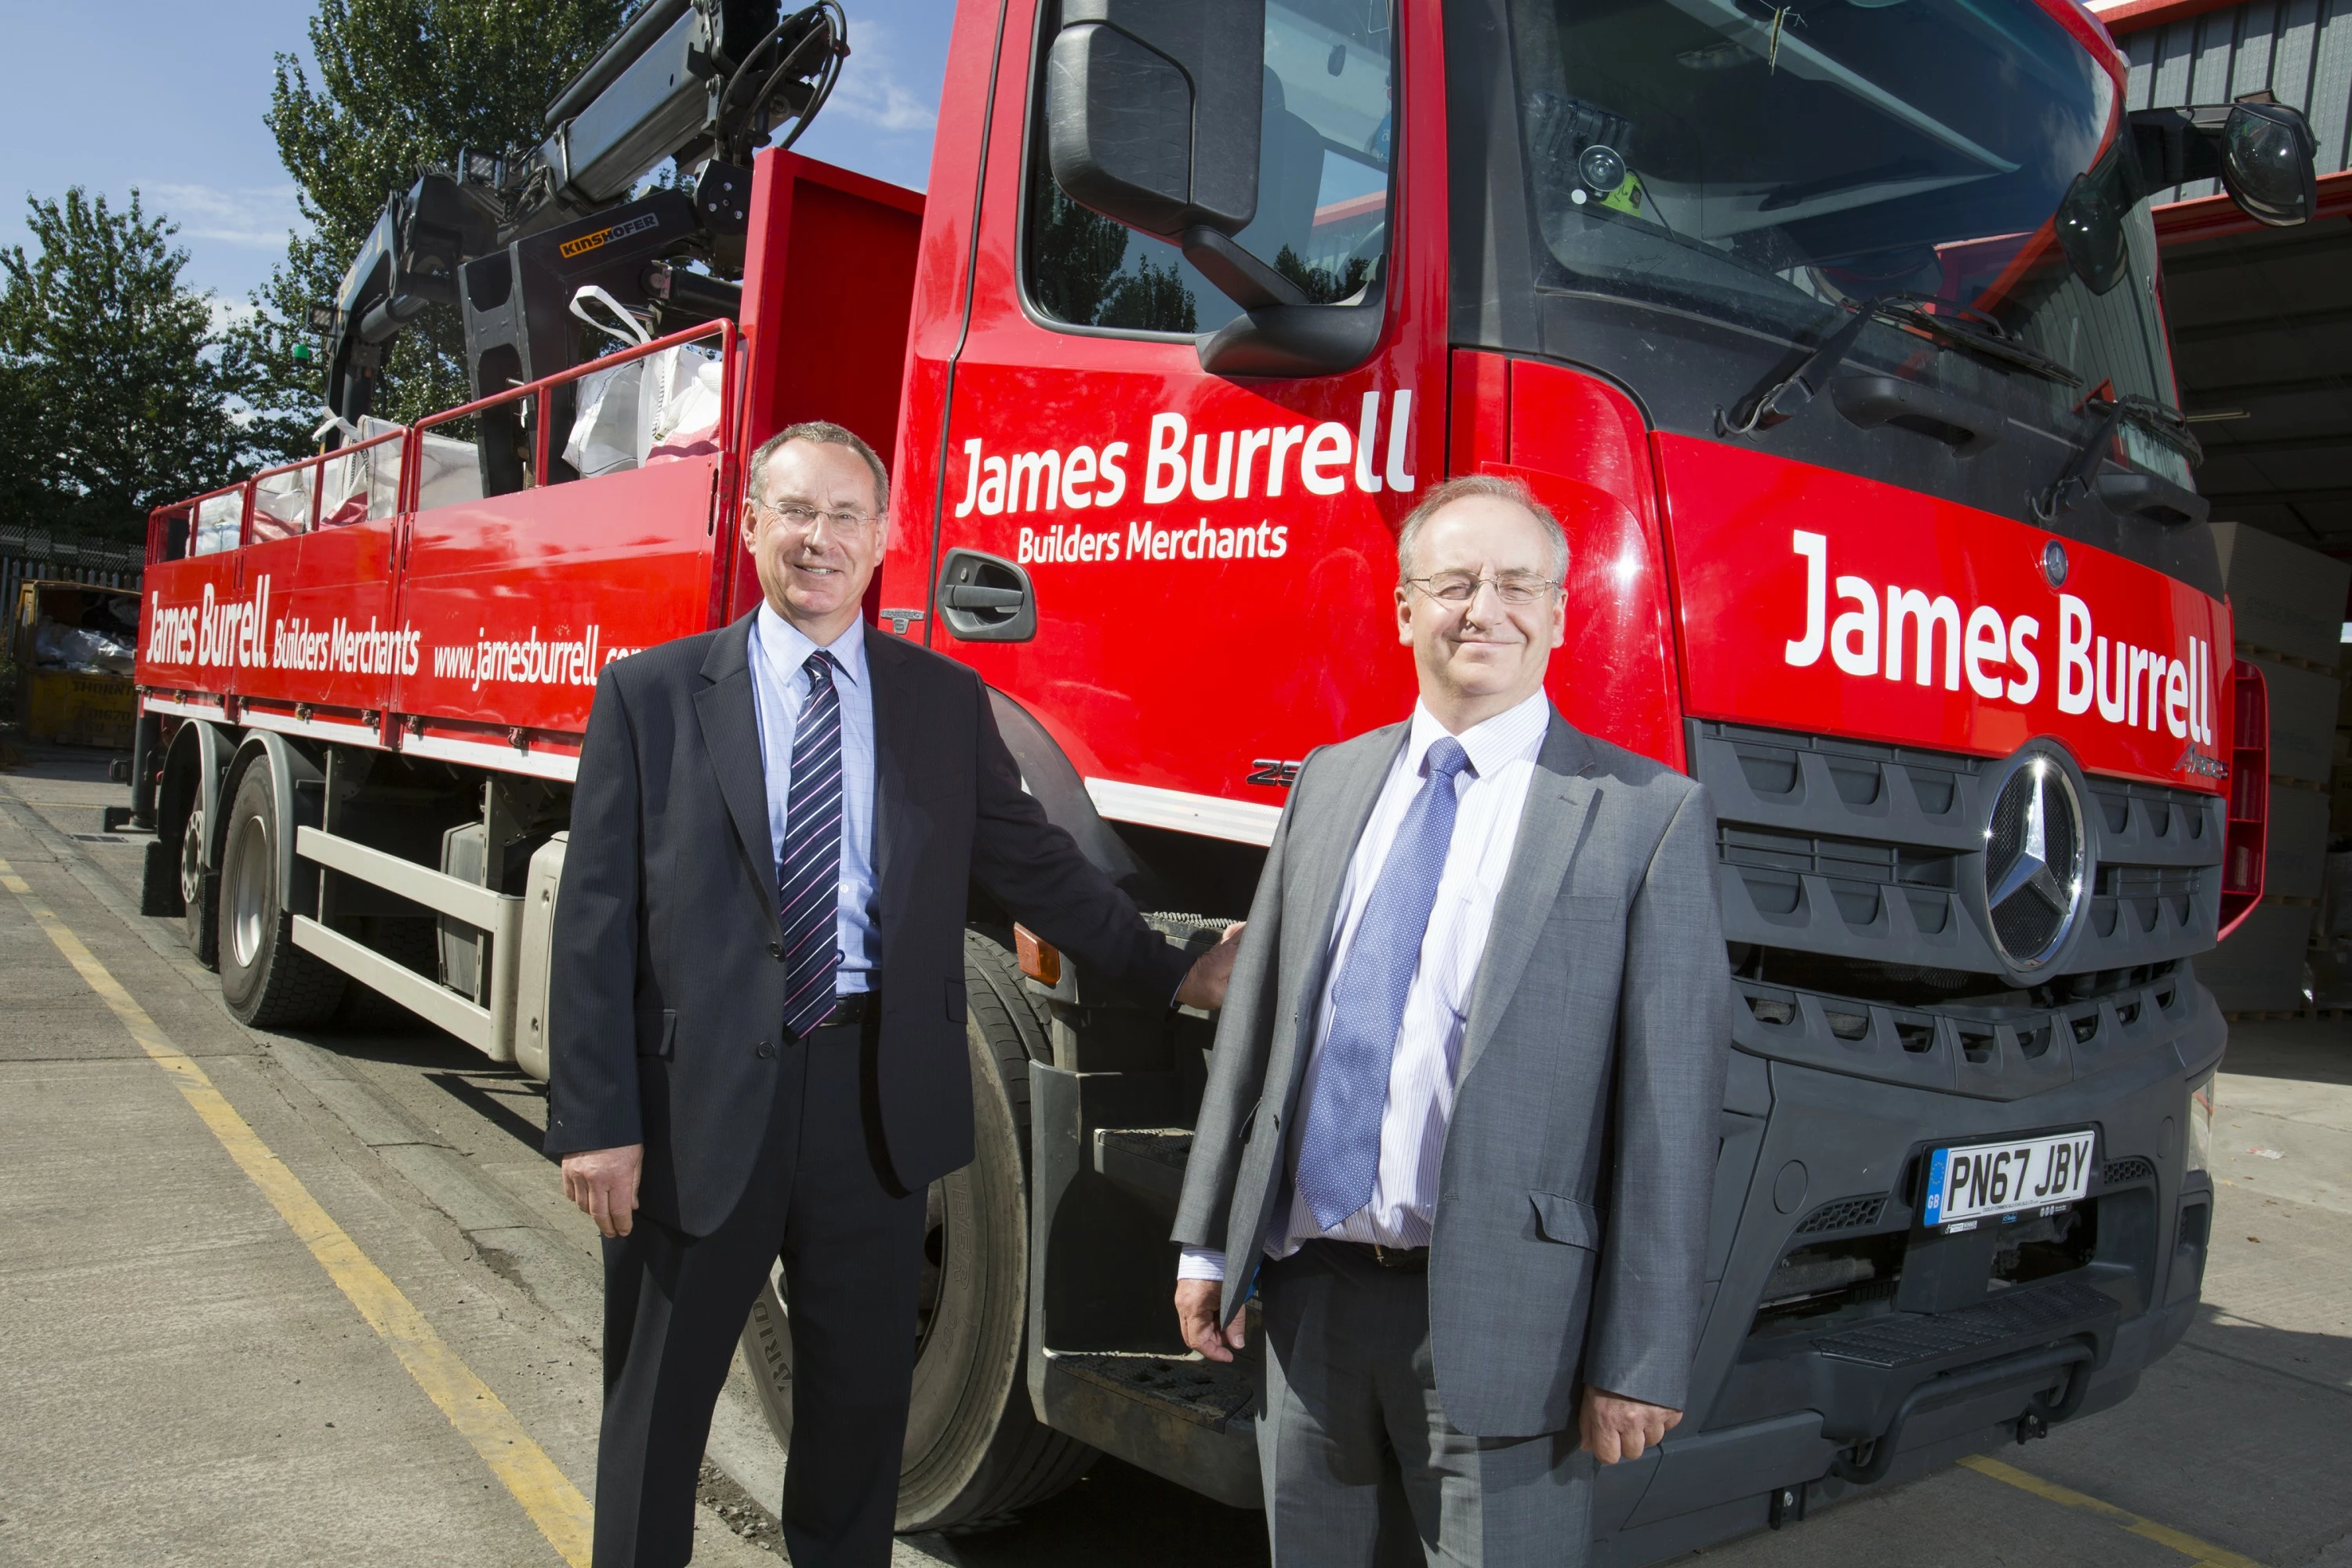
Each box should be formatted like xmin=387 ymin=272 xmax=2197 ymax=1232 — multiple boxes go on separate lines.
xmin=548 ymin=421 xmax=1241 ymax=1567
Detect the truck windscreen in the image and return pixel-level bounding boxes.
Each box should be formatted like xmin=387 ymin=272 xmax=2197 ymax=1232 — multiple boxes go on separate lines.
xmin=1504 ymin=0 xmax=2181 ymax=464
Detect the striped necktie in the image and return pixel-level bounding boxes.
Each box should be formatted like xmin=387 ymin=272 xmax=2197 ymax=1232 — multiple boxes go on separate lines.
xmin=1294 ymin=736 xmax=1474 ymax=1232
xmin=778 ymin=650 xmax=844 ymax=1040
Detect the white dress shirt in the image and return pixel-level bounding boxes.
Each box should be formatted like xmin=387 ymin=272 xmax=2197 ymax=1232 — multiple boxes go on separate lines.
xmin=747 ymin=602 xmax=878 ymax=994
xmin=1180 ymin=690 xmax=1551 ymax=1283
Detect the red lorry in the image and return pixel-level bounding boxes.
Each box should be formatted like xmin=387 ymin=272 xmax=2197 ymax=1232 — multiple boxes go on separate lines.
xmin=132 ymin=0 xmax=2318 ymax=1556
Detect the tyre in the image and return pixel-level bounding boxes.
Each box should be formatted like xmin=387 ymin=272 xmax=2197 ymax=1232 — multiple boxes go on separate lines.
xmin=739 ymin=928 xmax=1094 ymax=1532
xmin=180 ymin=801 xmax=218 ymax=967
xmin=216 ymin=767 xmax=346 ymax=1029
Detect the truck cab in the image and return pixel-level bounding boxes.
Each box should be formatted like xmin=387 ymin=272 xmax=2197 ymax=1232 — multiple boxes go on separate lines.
xmin=132 ymin=0 xmax=2317 ymax=1557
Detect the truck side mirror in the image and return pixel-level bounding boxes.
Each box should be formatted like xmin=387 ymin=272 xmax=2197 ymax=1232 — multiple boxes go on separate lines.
xmin=2125 ymin=100 xmax=2319 ymax=228
xmin=2216 ymin=101 xmax=2318 ymax=226
xmin=1046 ymin=0 xmax=1301 ymax=310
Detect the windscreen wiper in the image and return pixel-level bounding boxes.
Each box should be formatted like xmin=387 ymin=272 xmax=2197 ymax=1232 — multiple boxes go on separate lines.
xmin=1721 ymin=290 xmax=2079 ymax=436
xmin=2033 ymin=394 xmax=2205 ymax=522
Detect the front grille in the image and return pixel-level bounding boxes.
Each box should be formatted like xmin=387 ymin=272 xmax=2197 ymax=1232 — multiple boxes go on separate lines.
xmin=1793 ymin=1196 xmax=1889 ymax=1236
xmin=2101 ymin=1156 xmax=2156 ymax=1187
xmin=1815 ymin=1278 xmax=2117 ymax=1368
xmin=1693 ymin=721 xmax=2223 ymax=983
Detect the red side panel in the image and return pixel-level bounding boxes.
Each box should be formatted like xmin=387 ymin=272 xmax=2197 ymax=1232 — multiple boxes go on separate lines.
xmin=391 ymin=456 xmax=725 ymax=754
xmin=231 ymin=521 xmax=401 ymax=719
xmin=1661 ymin=434 xmax=2230 ymax=793
xmin=2219 ymin=657 xmax=2267 ymax=936
xmin=732 ymin=151 xmax=927 ymax=622
xmin=1506 ymin=361 xmax=1685 ymax=769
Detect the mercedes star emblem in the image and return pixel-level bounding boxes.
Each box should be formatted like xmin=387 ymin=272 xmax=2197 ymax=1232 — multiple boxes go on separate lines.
xmin=1983 ymin=753 xmax=2088 ymax=970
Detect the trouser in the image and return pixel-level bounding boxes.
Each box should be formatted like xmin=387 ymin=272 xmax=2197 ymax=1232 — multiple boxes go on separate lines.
xmin=591 ymin=1011 xmax=925 ymax=1568
xmin=1258 ymin=1241 xmax=1593 ymax=1568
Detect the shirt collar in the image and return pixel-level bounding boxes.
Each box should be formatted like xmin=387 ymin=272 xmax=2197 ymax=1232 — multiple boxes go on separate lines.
xmin=1403 ymin=689 xmax=1551 ymax=781
xmin=753 ymin=601 xmax=867 ymax=688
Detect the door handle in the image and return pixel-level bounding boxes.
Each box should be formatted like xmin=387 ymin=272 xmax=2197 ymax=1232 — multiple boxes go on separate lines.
xmin=942 ymin=585 xmax=1026 ymax=610
xmin=1830 ymin=374 xmax=2005 ymax=456
xmin=936 ymin=549 xmax=1036 ymax=642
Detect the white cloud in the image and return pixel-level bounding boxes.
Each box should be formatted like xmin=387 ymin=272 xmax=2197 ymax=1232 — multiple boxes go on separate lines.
xmin=144 ymin=182 xmax=306 ymax=249
xmin=209 ymin=297 xmax=261 ymax=334
xmin=824 ymin=24 xmax=939 ymax=134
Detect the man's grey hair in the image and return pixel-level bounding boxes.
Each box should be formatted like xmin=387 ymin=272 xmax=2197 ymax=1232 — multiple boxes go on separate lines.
xmin=746 ymin=420 xmax=890 ymax=512
xmin=1395 ymin=474 xmax=1569 ymax=586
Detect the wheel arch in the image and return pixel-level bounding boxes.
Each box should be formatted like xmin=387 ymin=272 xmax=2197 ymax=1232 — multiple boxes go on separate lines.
xmin=158 ymin=719 xmax=230 ymax=869
xmin=984 ymin=687 xmax=1164 ymax=908
xmin=224 ymin=731 xmax=326 ymax=909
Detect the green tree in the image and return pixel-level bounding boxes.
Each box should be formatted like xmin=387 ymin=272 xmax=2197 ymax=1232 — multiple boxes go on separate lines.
xmin=237 ymin=0 xmax=633 ymax=441
xmin=0 ymin=190 xmax=254 ymax=543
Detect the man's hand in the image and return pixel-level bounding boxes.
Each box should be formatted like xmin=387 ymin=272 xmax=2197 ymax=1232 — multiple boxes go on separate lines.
xmin=561 ymin=1144 xmax=644 ymax=1239
xmin=1579 ymin=1387 xmax=1681 ymax=1464
xmin=1174 ymin=921 xmax=1247 ymax=1011
xmin=1175 ymin=1278 xmax=1247 ymax=1363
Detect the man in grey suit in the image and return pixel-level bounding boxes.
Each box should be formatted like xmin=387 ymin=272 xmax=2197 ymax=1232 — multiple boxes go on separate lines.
xmin=1171 ymin=474 xmax=1730 ymax=1564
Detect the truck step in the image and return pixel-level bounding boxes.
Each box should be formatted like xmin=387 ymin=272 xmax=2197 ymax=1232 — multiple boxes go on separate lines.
xmin=1038 ymin=1348 xmax=1261 ymax=1509
xmin=1814 ymin=1277 xmax=2117 ymax=1369
xmin=1092 ymin=1127 xmax=1192 ymax=1210
xmin=1051 ymin=1350 xmax=1256 ymax=1432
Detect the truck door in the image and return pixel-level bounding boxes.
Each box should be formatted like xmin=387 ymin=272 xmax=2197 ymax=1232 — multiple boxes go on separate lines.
xmin=889 ymin=0 xmax=1447 ymax=845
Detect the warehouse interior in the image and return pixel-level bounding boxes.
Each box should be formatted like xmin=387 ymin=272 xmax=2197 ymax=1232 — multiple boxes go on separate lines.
xmin=2112 ymin=0 xmax=2352 ymax=1012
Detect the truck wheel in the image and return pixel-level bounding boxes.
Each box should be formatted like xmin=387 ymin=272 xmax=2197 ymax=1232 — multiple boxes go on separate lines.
xmin=180 ymin=803 xmax=217 ymax=967
xmin=216 ymin=768 xmax=345 ymax=1028
xmin=739 ymin=928 xmax=1094 ymax=1532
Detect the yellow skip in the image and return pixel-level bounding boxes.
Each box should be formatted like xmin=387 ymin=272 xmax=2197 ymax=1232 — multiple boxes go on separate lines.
xmin=1959 ymin=1454 xmax=2268 ymax=1568
xmin=0 ymin=856 xmax=593 ymax=1566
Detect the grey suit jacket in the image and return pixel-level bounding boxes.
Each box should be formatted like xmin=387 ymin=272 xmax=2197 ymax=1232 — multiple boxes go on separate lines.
xmin=1171 ymin=708 xmax=1730 ymax=1439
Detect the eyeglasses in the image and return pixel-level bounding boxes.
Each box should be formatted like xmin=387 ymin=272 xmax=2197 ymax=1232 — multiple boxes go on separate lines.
xmin=754 ymin=499 xmax=880 ymax=534
xmin=1406 ymin=571 xmax=1561 ymax=607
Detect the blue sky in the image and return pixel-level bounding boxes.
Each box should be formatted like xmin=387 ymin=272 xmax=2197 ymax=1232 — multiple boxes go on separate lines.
xmin=0 ymin=0 xmax=955 ymax=313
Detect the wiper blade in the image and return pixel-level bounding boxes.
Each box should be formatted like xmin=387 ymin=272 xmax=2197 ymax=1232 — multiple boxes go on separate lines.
xmin=1720 ymin=290 xmax=2078 ymax=437
xmin=1878 ymin=301 xmax=2081 ymax=385
xmin=2032 ymin=394 xmax=2205 ymax=523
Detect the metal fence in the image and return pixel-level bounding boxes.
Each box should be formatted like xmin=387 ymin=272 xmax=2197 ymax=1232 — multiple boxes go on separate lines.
xmin=0 ymin=526 xmax=144 ymax=622
xmin=2122 ymin=0 xmax=2352 ymax=204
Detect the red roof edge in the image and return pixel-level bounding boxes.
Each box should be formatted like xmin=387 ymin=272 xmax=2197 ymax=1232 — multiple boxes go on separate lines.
xmin=2092 ymin=0 xmax=2250 ymax=34
xmin=2154 ymin=169 xmax=2352 ymax=246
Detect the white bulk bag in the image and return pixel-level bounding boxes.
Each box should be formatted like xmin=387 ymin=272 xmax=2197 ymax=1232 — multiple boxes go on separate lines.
xmin=563 ymin=286 xmax=654 ymax=479
xmin=641 ymin=346 xmax=724 ymax=465
xmin=193 ymin=492 xmax=244 ymax=555
xmin=315 ymin=415 xmax=404 ymax=524
xmin=252 ymin=469 xmax=314 ymax=539
xmin=564 ymin=358 xmax=644 ymax=477
xmin=415 ymin=430 xmax=485 ymax=510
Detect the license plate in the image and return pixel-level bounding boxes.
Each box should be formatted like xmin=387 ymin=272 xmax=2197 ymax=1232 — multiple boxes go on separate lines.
xmin=1921 ymin=1129 xmax=2096 ymax=1230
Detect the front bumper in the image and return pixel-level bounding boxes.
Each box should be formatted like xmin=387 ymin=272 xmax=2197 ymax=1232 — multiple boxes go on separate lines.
xmin=1590 ymin=974 xmax=2224 ymax=1566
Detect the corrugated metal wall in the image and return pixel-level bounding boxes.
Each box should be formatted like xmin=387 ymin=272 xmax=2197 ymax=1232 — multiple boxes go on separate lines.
xmin=0 ymin=527 xmax=143 ymax=630
xmin=2122 ymin=0 xmax=2352 ymax=202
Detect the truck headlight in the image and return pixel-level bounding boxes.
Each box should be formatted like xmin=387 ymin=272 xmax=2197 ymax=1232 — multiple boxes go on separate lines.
xmin=2185 ymin=1069 xmax=2216 ymax=1176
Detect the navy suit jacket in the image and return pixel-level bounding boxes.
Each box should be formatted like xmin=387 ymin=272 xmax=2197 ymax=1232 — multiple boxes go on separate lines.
xmin=545 ymin=612 xmax=1190 ymax=1235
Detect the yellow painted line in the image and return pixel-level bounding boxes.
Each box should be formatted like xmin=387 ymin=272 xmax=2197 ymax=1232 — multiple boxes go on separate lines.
xmin=0 ymin=855 xmax=592 ymax=1566
xmin=1959 ymin=1455 xmax=2267 ymax=1568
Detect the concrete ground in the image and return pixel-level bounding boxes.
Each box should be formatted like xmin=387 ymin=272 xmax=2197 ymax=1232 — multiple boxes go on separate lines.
xmin=1 ymin=742 xmax=2347 ymax=1567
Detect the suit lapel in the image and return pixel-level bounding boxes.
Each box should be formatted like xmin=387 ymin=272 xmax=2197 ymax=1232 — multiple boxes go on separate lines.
xmin=691 ymin=613 xmax=780 ymax=939
xmin=864 ymin=626 xmax=921 ymax=918
xmin=1455 ymin=713 xmax=1598 ymax=1089
xmin=1267 ymin=724 xmax=1407 ymax=1105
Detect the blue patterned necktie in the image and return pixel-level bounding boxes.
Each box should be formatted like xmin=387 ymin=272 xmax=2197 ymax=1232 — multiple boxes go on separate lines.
xmin=778 ymin=650 xmax=845 ymax=1040
xmin=1294 ymin=736 xmax=1475 ymax=1232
